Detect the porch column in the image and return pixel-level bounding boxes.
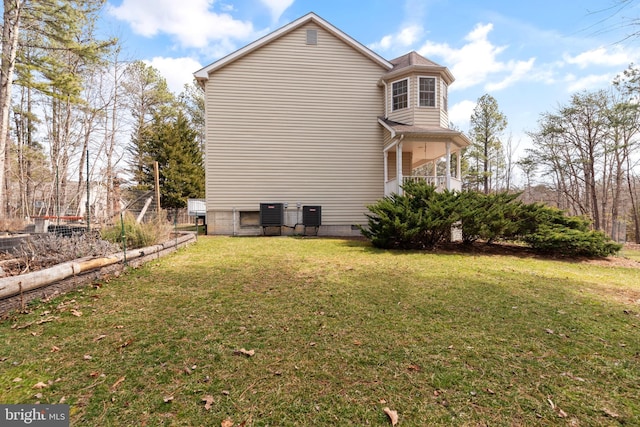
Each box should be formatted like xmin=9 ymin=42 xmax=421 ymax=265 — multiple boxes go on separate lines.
xmin=397 ymin=140 xmax=403 ymax=195
xmin=445 ymin=141 xmax=451 ymax=190
xmin=432 ymin=160 xmax=437 ymax=180
xmin=456 ymin=150 xmax=461 ymax=179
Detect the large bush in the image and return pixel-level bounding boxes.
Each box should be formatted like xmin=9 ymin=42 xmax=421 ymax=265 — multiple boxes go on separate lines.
xmin=517 ymin=204 xmax=622 ymax=257
xmin=457 ymin=191 xmax=523 ymax=244
xmin=361 ymin=181 xmax=621 ymax=257
xmin=360 ymin=181 xmax=458 ymax=249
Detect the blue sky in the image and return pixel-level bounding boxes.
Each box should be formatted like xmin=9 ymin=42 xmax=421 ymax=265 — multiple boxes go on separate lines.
xmin=99 ymin=0 xmax=640 ymax=156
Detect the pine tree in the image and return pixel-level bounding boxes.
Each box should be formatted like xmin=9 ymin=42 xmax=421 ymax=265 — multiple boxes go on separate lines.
xmin=467 ymin=94 xmax=508 ymax=194
xmin=144 ymin=111 xmax=204 ymax=211
xmin=123 ymin=61 xmax=175 ymax=188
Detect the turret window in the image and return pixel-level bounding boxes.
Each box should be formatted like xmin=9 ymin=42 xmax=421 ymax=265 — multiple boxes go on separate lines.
xmin=392 ymin=79 xmax=408 ymax=111
xmin=419 ymin=77 xmax=436 ymax=107
xmin=418 ymin=77 xmax=436 ymax=107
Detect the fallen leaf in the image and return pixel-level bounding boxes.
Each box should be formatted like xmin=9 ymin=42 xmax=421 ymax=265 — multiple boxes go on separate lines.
xmin=32 ymin=382 xmax=48 ymax=389
xmin=83 ymin=354 xmax=92 ymax=360
xmin=119 ymin=339 xmax=134 ymax=349
xmin=163 ymin=396 xmax=174 ymax=403
xmin=407 ymin=364 xmax=421 ymax=372
xmin=485 ymin=388 xmax=495 ymax=395
xmin=221 ymin=390 xmax=230 ymax=396
xmin=221 ymin=419 xmax=234 ymax=427
xmin=114 ymin=325 xmax=124 ymax=329
xmin=379 ymin=399 xmax=387 ymax=404
xmin=89 ymin=371 xmax=100 ymax=378
xmin=233 ymin=348 xmax=255 ymax=357
xmin=13 ymin=378 xmax=22 ymax=382
xmin=547 ymin=398 xmax=555 ymax=409
xmin=110 ymin=376 xmax=125 ymax=391
xmin=545 ymin=329 xmax=554 ymax=334
xmin=383 ymin=407 xmax=398 ymax=426
xmin=70 ymin=309 xmax=83 ymax=317
xmin=34 ymin=393 xmax=43 ymax=399
xmin=94 ymin=334 xmax=107 ymax=342
xmin=353 ymin=340 xmax=362 ymax=346
xmin=202 ymin=395 xmax=214 ymax=410
xmin=557 ymin=409 xmax=567 ymax=418
xmin=602 ymin=408 xmax=619 ymax=418
xmin=51 ymin=346 xmax=60 ymax=352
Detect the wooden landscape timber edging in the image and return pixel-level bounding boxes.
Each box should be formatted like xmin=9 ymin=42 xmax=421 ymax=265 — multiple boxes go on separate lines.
xmin=0 ymin=232 xmax=197 ymax=316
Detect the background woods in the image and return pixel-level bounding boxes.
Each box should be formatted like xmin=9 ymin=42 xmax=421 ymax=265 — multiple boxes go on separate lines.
xmin=0 ymin=0 xmax=205 ymax=226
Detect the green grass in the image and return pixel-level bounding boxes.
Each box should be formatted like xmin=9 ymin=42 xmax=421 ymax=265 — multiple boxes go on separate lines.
xmin=621 ymin=246 xmax=640 ymax=262
xmin=1 ymin=237 xmax=639 ymax=426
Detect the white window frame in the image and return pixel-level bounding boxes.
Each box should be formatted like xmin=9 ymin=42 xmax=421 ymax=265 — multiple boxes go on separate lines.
xmin=391 ymin=78 xmax=409 ymax=111
xmin=418 ymin=76 xmax=437 ymax=108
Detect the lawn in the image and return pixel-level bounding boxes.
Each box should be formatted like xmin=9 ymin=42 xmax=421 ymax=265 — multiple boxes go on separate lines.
xmin=1 ymin=237 xmax=639 ymax=426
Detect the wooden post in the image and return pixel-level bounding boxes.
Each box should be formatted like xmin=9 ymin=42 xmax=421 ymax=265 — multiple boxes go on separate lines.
xmin=154 ymin=161 xmax=161 ymax=220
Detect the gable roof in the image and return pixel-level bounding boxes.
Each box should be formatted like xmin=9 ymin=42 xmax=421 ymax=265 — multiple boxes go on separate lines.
xmin=194 ymin=12 xmax=393 ymax=81
xmin=383 ymin=51 xmax=455 ymax=84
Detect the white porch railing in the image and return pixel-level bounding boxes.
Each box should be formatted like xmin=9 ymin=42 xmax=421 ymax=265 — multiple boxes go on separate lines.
xmin=404 ymin=176 xmax=462 ymax=192
xmin=385 ymin=176 xmax=462 ymax=195
xmin=385 ymin=178 xmax=398 ymax=196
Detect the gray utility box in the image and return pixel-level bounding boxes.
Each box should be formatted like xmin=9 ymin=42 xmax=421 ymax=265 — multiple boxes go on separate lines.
xmin=303 ymin=206 xmax=321 ymax=227
xmin=260 ymin=203 xmax=284 ymax=227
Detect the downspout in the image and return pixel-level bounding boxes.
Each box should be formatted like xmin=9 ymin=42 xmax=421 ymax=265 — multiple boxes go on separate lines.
xmin=397 ymin=134 xmax=404 ymax=194
xmin=445 ymin=141 xmax=451 ymax=190
xmin=232 ymin=207 xmax=237 ymax=236
xmin=382 ymin=80 xmax=388 ymax=118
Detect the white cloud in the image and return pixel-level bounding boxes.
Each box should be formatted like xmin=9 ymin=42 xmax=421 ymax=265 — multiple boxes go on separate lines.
xmin=448 ymin=100 xmax=477 ymax=130
xmin=259 ymin=0 xmax=294 ymax=22
xmin=486 ymin=58 xmax=536 ymax=91
xmin=107 ymin=0 xmax=254 ymax=49
xmin=418 ymin=23 xmax=537 ymax=93
xmin=563 ymin=46 xmax=633 ymax=69
xmin=419 ymin=23 xmax=505 ymax=90
xmin=564 ymin=73 xmax=615 ymax=93
xmin=144 ymin=56 xmax=203 ymax=93
xmin=368 ymin=24 xmax=423 ymax=52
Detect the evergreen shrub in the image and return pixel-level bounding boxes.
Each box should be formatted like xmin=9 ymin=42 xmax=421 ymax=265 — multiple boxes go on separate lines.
xmin=361 ymin=181 xmax=621 ymax=257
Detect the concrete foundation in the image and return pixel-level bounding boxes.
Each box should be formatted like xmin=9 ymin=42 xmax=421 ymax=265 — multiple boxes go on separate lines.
xmin=206 ymin=210 xmax=363 ymax=237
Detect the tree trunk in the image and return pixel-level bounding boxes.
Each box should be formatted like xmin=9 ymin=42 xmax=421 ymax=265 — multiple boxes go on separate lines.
xmin=0 ymin=0 xmax=24 ymax=219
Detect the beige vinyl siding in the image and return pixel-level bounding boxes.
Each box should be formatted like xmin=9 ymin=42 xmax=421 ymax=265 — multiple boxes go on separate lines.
xmin=205 ymin=22 xmax=386 ymax=226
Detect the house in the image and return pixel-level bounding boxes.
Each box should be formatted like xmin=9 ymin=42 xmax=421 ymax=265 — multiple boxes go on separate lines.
xmin=194 ymin=12 xmax=470 ymax=236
